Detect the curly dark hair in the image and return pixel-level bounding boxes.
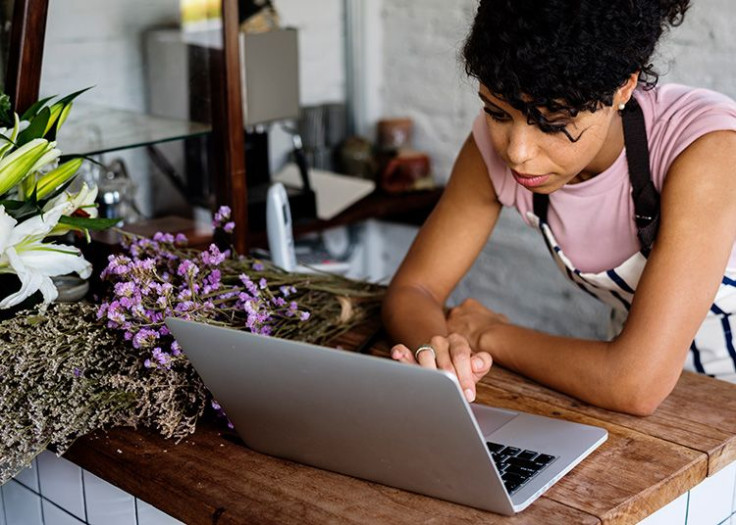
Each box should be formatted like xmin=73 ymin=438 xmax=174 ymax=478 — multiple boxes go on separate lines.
xmin=463 ymin=0 xmax=691 ymax=125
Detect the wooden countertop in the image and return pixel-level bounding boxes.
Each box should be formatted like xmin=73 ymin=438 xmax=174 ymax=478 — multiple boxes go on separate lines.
xmin=64 ymin=326 xmax=736 ymax=525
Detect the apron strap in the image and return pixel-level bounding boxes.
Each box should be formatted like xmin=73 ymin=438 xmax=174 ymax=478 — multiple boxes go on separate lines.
xmin=532 ymin=96 xmax=660 ymax=252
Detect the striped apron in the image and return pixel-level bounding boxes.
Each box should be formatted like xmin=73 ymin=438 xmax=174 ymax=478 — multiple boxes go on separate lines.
xmin=530 ymin=98 xmax=736 ymax=383
xmin=526 ymin=211 xmax=736 ymax=383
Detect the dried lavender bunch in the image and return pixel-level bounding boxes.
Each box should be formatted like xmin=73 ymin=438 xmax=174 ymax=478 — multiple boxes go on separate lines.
xmin=0 ymin=301 xmax=208 ymax=485
xmin=97 ymin=211 xmax=384 ymax=371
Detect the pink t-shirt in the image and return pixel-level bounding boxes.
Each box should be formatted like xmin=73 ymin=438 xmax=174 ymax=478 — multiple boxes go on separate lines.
xmin=472 ymin=84 xmax=736 ymax=273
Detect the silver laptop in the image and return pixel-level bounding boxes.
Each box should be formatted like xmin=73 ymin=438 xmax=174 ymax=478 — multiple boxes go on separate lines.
xmin=166 ymin=318 xmax=607 ymax=515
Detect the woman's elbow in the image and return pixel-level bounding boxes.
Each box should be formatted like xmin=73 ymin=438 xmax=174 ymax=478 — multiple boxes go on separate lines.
xmin=605 ymin=372 xmax=676 ymax=416
xmin=612 ymin=395 xmax=662 ymax=417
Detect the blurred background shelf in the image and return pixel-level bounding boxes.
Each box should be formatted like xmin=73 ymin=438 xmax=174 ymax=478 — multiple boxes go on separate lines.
xmin=56 ymin=103 xmax=211 ymax=156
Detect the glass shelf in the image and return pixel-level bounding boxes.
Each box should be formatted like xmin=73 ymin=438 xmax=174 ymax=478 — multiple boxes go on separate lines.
xmin=55 ymin=103 xmax=212 ymax=157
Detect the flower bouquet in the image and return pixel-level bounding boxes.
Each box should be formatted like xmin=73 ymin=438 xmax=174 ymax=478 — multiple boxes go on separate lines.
xmin=0 ymin=89 xmax=117 ymax=311
xmin=0 ymin=206 xmax=385 ymax=485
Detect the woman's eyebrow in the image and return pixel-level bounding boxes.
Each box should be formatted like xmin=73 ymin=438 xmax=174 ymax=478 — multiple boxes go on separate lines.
xmin=478 ymin=92 xmax=504 ymax=110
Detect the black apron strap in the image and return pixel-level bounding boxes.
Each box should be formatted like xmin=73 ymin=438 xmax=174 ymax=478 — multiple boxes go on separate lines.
xmin=621 ymin=97 xmax=660 ymax=252
xmin=532 ymin=96 xmax=660 ymax=252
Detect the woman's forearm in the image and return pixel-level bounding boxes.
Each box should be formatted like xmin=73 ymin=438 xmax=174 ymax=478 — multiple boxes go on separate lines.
xmin=479 ymin=323 xmax=667 ymax=415
xmin=381 ymin=285 xmax=449 ymax=351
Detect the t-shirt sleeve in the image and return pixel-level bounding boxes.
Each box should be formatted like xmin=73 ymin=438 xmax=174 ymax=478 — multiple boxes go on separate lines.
xmin=471 ymin=111 xmax=516 ymax=207
xmin=642 ymin=85 xmax=736 ymax=192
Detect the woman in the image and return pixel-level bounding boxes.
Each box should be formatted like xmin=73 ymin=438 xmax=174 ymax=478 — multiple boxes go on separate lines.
xmin=382 ymin=0 xmax=736 ymax=415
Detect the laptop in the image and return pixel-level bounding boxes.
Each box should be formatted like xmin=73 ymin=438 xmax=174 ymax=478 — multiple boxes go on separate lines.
xmin=166 ymin=318 xmax=607 ymax=515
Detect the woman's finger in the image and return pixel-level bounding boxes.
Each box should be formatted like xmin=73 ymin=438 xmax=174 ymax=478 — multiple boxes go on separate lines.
xmin=390 ymin=344 xmax=415 ymax=364
xmin=470 ymin=351 xmax=493 ymax=382
xmin=447 ymin=334 xmax=476 ymax=402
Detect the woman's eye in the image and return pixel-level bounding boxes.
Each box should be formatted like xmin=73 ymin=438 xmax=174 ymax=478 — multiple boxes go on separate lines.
xmin=483 ymin=108 xmax=509 ymax=122
xmin=538 ymin=122 xmax=570 ymax=135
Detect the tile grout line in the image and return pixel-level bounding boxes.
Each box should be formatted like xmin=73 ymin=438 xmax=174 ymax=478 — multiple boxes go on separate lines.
xmin=81 ymin=468 xmax=90 ymax=524
xmin=40 ymin=496 xmax=87 ymax=525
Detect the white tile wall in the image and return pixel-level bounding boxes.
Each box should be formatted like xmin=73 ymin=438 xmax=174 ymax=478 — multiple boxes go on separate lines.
xmin=688 ymin=462 xmax=736 ymax=525
xmin=638 ymin=492 xmax=689 ymax=525
xmin=136 ymin=499 xmax=185 ymax=525
xmin=36 ymin=451 xmax=86 ymax=521
xmin=12 ymin=457 xmax=39 ymax=493
xmin=83 ymin=471 xmax=136 ymax=525
xmin=42 ymin=500 xmax=85 ymax=525
xmin=2 ymin=480 xmax=43 ymax=525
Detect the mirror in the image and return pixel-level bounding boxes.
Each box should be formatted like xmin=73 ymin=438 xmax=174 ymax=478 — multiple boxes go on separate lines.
xmin=38 ymin=0 xmax=223 ymax=220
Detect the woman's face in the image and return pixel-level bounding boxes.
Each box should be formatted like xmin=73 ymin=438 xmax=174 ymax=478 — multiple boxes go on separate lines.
xmin=479 ymin=84 xmax=623 ymax=193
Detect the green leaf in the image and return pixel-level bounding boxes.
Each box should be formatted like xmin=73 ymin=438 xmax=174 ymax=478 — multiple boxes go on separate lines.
xmin=20 ymin=95 xmax=56 ymax=122
xmin=58 ymin=215 xmax=119 ymax=231
xmin=0 ymin=199 xmax=40 ymax=221
xmin=0 ymin=198 xmax=25 ymax=210
xmin=16 ymin=107 xmax=51 ymax=146
xmin=0 ymin=94 xmax=12 ymax=127
xmin=55 ymin=86 xmax=93 ymax=107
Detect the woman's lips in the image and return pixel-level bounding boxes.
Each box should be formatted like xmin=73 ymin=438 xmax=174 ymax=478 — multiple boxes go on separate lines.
xmin=511 ymin=170 xmax=551 ymax=188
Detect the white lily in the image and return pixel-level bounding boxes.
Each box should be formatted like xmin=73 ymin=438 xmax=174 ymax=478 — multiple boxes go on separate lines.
xmin=0 ymin=204 xmax=92 ymax=309
xmin=43 ymin=183 xmax=99 ymax=239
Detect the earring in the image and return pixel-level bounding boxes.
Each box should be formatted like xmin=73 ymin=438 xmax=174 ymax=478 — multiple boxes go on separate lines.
xmin=618 ymin=103 xmax=626 ymax=111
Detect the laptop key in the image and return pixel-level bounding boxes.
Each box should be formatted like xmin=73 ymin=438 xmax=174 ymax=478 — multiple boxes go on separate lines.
xmin=486 ymin=442 xmax=505 ymax=453
xmin=507 ymin=457 xmax=543 ymax=472
xmin=517 ymin=450 xmax=538 ymax=461
xmin=535 ymin=454 xmax=556 ymax=466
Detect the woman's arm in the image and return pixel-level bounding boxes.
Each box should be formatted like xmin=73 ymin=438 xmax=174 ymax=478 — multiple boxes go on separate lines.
xmin=449 ymin=130 xmax=736 ymax=415
xmin=382 ymin=133 xmax=502 ymax=400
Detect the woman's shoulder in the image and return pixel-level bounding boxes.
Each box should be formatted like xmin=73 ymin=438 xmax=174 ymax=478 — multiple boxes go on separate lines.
xmin=636 ymin=83 xmax=736 ymax=125
xmin=636 ymin=84 xmax=736 ymax=189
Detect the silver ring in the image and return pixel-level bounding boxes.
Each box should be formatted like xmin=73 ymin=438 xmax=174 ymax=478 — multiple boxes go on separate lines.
xmin=414 ymin=344 xmax=436 ymax=361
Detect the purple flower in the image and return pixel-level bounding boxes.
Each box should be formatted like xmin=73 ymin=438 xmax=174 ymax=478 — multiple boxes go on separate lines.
xmin=271 ymin=297 xmax=286 ymax=307
xmin=132 ymin=328 xmax=159 ymax=349
xmin=214 ymin=205 xmax=231 ymax=224
xmin=299 ymin=311 xmax=311 ymax=321
xmin=177 ymin=259 xmax=200 ymax=278
xmin=153 ymin=232 xmax=175 ymax=243
xmin=201 ymin=244 xmax=227 ymax=266
xmin=224 ymin=221 xmax=235 ymax=233
xmin=73 ymin=367 xmax=82 ymax=378
xmin=252 ymin=262 xmax=264 ymax=271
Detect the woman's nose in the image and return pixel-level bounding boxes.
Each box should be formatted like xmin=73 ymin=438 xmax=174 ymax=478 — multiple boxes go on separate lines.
xmin=505 ymin=122 xmax=538 ymax=166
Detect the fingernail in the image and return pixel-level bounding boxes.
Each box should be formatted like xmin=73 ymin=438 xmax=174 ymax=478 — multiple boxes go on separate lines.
xmin=472 ymin=357 xmax=483 ymax=371
xmin=464 ymin=389 xmax=475 ymax=402
xmin=391 ymin=350 xmax=401 ymax=360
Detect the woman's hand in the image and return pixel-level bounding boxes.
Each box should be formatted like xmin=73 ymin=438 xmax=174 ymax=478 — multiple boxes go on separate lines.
xmin=446 ymin=298 xmax=509 ymax=349
xmin=390 ymin=333 xmax=493 ymax=403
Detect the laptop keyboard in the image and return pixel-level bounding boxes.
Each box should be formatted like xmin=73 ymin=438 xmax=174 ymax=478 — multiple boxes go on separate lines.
xmin=486 ymin=442 xmax=557 ymax=495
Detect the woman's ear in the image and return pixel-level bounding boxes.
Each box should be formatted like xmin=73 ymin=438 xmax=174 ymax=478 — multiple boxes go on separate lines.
xmin=617 ymin=72 xmax=640 ymax=106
